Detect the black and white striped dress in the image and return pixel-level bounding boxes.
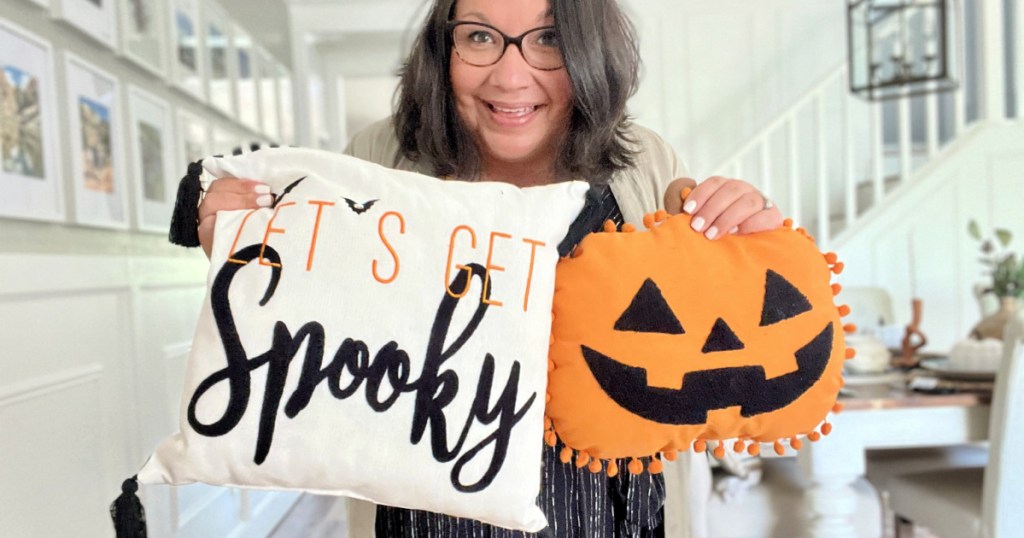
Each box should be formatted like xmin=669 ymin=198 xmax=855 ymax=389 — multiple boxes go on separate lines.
xmin=375 ymin=443 xmax=666 ymax=537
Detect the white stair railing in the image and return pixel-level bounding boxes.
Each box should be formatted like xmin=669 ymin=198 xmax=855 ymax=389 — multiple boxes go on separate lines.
xmin=710 ymin=0 xmax=1021 ymax=250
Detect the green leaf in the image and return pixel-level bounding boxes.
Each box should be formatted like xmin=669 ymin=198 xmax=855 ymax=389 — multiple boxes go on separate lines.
xmin=995 ymin=229 xmax=1012 ymax=247
xmin=968 ymin=220 xmax=981 ymax=240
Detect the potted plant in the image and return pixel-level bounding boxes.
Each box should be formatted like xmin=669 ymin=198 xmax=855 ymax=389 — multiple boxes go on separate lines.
xmin=968 ymin=220 xmax=1024 ymax=339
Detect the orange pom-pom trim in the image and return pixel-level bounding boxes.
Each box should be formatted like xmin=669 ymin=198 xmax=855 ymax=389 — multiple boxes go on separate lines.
xmin=560 ymin=447 xmax=573 ymax=464
xmin=649 ymin=458 xmax=664 ymax=474
xmin=838 ymin=304 xmax=851 ymax=316
xmin=808 ymin=431 xmax=822 ymax=442
xmin=831 ymin=283 xmax=843 ymax=295
xmin=824 ymin=252 xmax=839 ymax=264
xmin=680 ymin=187 xmax=693 ymax=200
xmin=606 ymin=460 xmax=619 ymax=477
xmin=575 ymin=451 xmax=591 ymax=468
xmin=643 ymin=214 xmax=656 ymax=230
xmin=588 ymin=459 xmax=603 ymax=473
xmin=773 ymin=440 xmax=786 ymax=456
xmin=663 ymin=450 xmax=678 ymax=462
xmin=790 ymin=436 xmax=803 ymax=450
xmin=603 ymin=220 xmax=618 ymax=233
xmin=621 ymin=223 xmax=636 ymax=233
xmin=628 ymin=458 xmax=644 ymax=475
xmin=693 ymin=439 xmax=707 ymax=452
xmin=747 ymin=443 xmax=761 ymax=456
xmin=821 ymin=422 xmax=833 ymax=436
xmin=713 ymin=444 xmax=726 ymax=459
xmin=832 ymin=403 xmax=845 ymax=414
xmin=832 ymin=262 xmax=846 ymax=275
xmin=733 ymin=440 xmax=746 ymax=453
xmin=544 ymin=431 xmax=557 ymax=447
xmin=845 ymin=348 xmax=857 ymax=359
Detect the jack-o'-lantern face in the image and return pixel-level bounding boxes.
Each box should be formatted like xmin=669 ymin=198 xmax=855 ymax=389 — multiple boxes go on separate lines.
xmin=546 ymin=214 xmax=847 ymax=462
xmin=583 ymin=272 xmax=833 ymax=426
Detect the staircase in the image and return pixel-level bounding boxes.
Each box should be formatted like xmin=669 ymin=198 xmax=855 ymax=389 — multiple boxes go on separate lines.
xmin=709 ymin=0 xmax=1022 ymax=252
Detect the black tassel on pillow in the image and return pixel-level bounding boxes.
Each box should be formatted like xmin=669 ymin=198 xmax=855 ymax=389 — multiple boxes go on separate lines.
xmin=557 ymin=185 xmax=623 ymax=257
xmin=168 ymin=162 xmax=205 ymax=247
xmin=109 ymin=476 xmax=147 ymax=538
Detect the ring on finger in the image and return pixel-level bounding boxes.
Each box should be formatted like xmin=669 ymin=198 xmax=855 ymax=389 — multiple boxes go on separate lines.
xmin=762 ymin=195 xmax=774 ymax=211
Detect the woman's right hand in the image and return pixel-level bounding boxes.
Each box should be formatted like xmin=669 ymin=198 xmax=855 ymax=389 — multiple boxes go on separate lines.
xmin=198 ymin=178 xmax=273 ymax=258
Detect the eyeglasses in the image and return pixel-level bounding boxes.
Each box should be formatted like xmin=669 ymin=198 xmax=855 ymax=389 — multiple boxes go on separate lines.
xmin=448 ymin=21 xmax=564 ymax=71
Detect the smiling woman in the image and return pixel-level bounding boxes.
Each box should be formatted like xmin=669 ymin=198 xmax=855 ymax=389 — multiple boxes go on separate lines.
xmin=194 ymin=0 xmax=785 ymax=535
xmin=393 ymin=0 xmax=635 ymax=187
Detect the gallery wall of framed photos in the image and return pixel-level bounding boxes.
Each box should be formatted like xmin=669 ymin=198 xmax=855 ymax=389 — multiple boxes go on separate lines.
xmin=0 ymin=0 xmax=295 ymax=253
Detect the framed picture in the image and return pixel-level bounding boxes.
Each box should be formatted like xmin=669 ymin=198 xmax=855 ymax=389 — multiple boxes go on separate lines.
xmin=176 ymin=108 xmax=210 ymax=166
xmin=276 ymin=62 xmax=294 ymax=145
xmin=64 ymin=52 xmax=127 ymax=229
xmin=127 ymin=85 xmax=175 ymax=232
xmin=233 ymin=24 xmax=260 ymax=131
xmin=202 ymin=1 xmax=235 ymax=117
xmin=167 ymin=0 xmax=204 ymax=101
xmin=256 ymin=46 xmax=279 ymax=142
xmin=53 ymin=0 xmax=118 ymax=49
xmin=0 ymin=21 xmax=64 ymax=223
xmin=118 ymin=0 xmax=168 ymax=77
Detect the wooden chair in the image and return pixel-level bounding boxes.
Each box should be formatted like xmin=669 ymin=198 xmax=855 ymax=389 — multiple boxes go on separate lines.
xmin=886 ymin=313 xmax=1024 ymax=537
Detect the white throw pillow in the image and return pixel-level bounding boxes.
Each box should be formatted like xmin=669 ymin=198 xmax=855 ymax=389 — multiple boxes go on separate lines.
xmin=139 ymin=147 xmax=588 ymax=531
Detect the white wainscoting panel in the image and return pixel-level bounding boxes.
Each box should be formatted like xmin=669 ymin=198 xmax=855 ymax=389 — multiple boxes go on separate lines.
xmin=0 ymin=253 xmax=299 ymax=537
xmin=0 ymin=376 xmax=109 ymax=536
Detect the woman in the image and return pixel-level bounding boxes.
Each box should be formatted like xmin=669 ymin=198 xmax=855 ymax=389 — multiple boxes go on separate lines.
xmin=198 ymin=0 xmax=782 ymax=535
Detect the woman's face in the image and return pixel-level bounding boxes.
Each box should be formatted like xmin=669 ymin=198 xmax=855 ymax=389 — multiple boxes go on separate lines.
xmin=449 ymin=0 xmax=573 ymax=177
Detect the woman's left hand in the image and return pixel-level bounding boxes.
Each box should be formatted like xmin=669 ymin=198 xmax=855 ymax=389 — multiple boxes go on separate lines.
xmin=663 ymin=176 xmax=783 ymax=240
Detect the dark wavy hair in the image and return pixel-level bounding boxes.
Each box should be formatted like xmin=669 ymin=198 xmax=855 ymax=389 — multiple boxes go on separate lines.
xmin=393 ymin=0 xmax=640 ymax=184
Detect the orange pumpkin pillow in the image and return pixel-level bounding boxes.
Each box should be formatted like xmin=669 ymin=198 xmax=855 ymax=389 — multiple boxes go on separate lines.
xmin=545 ymin=208 xmax=852 ymax=475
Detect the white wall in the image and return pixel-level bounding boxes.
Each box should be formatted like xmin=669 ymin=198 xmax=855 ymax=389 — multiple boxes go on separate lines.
xmin=834 ymin=122 xmax=1024 ymax=352
xmin=344 ymin=76 xmax=401 ymax=145
xmin=623 ymin=0 xmax=848 ymax=176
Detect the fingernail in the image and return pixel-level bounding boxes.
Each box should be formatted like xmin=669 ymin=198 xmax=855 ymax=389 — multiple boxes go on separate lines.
xmin=683 ymin=200 xmax=697 ymax=214
xmin=705 ymin=226 xmax=718 ymax=240
xmin=254 ymin=184 xmax=271 ymax=194
xmin=257 ymin=194 xmax=273 ymax=207
xmin=729 ymin=226 xmax=739 ymax=234
xmin=691 ymin=216 xmax=705 ymax=232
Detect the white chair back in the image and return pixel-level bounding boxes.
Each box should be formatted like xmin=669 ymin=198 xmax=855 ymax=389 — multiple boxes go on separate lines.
xmin=841 ymin=286 xmax=896 ymax=329
xmin=982 ymin=312 xmax=1024 ymax=537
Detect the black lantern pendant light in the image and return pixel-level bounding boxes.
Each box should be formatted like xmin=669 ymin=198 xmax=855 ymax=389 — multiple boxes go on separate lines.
xmin=847 ymin=0 xmax=960 ymax=100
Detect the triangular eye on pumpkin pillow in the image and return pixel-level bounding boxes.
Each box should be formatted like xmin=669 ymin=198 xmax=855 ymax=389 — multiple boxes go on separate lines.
xmin=545 ymin=208 xmax=853 ymax=476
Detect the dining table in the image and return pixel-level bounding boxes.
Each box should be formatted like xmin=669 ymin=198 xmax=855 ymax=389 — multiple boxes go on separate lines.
xmin=795 ymin=367 xmax=992 ymax=538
